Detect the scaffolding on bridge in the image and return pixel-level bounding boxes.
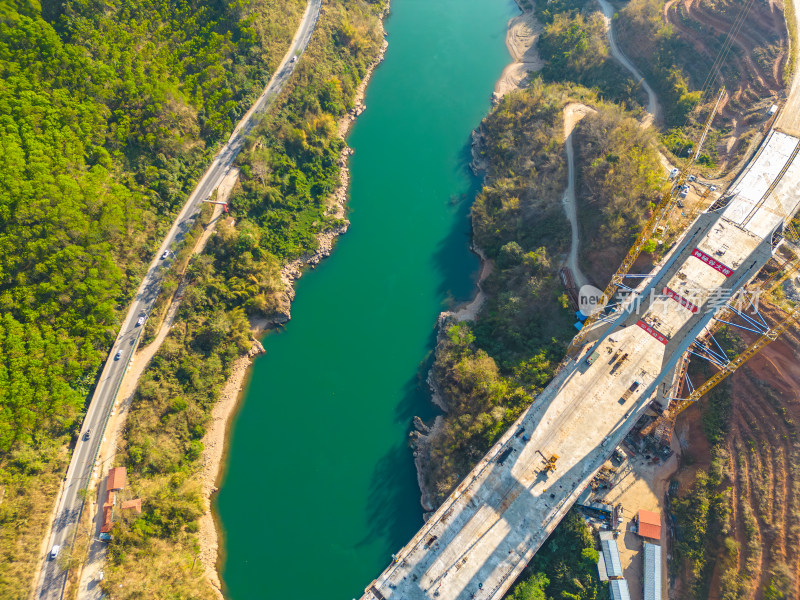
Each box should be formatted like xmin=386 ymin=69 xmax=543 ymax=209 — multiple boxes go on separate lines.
xmin=566 ymin=89 xmax=726 ymax=358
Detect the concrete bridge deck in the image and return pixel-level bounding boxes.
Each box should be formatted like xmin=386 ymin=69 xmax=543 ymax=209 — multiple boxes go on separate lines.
xmin=360 ymin=127 xmax=800 ymax=600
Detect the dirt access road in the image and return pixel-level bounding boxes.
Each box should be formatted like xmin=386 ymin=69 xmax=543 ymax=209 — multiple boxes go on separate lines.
xmin=563 ymin=103 xmax=596 ymax=292
xmin=559 ymin=0 xmax=663 ymax=295
xmin=597 ymin=0 xmax=660 ymax=127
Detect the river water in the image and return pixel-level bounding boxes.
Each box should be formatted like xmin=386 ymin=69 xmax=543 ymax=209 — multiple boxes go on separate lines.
xmin=217 ymin=1 xmax=517 ymax=597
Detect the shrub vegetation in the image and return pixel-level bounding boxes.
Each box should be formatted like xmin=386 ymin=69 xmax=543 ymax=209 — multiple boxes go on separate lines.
xmin=506 ymin=510 xmax=604 ymax=600
xmin=424 ymin=81 xmax=662 ymax=504
xmin=101 ymin=1 xmax=386 ymax=596
xmin=0 ymin=0 xmax=385 ymax=595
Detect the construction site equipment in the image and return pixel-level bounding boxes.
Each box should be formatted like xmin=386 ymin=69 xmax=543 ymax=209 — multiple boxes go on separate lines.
xmin=566 ymin=89 xmax=726 ymax=357
xmin=618 ymin=380 xmax=641 ymax=404
xmin=758 ymin=251 xmax=800 ymax=293
xmin=536 ymin=451 xmax=559 ymax=474
xmin=694 ymin=185 xmax=714 ymax=213
xmin=543 ymin=454 xmax=559 ymax=473
xmin=642 ymin=304 xmax=800 ymax=441
xmin=560 ymin=267 xmax=579 ymax=310
xmin=609 ymin=353 xmax=629 ymax=375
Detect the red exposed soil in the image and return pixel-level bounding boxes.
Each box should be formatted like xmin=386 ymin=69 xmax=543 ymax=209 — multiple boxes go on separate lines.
xmin=618 ymin=0 xmax=788 ymax=176
xmin=734 ymin=325 xmax=800 ymax=599
xmin=673 ymin=400 xmax=713 ymax=486
xmin=673 ymin=303 xmax=800 ymax=599
xmin=665 ymin=0 xmax=787 ymax=173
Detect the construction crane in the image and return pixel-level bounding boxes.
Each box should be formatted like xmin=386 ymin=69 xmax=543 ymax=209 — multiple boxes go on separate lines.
xmin=757 ymin=252 xmax=800 ymax=293
xmin=566 ymin=89 xmax=726 ymax=357
xmin=641 ymin=247 xmax=800 ymax=440
xmin=641 ymin=303 xmax=800 ymax=439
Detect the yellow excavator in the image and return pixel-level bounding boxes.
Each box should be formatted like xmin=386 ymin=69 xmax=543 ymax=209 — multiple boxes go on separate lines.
xmin=537 ymin=451 xmax=559 ymax=474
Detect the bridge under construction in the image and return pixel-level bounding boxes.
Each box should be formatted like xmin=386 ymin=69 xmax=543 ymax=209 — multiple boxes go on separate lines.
xmin=360 ymin=124 xmax=800 ymax=600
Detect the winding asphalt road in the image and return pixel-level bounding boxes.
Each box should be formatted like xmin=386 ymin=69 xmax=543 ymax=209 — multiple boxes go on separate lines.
xmin=34 ymin=1 xmax=322 ymax=598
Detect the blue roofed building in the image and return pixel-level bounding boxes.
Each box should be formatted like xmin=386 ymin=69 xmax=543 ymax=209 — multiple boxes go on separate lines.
xmin=643 ymin=542 xmax=662 ymax=600
xmin=610 ymin=579 xmax=632 ymax=600
xmin=599 ymin=533 xmax=624 ymax=580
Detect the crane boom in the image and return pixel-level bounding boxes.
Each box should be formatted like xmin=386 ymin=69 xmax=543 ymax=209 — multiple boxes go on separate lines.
xmin=566 ymin=89 xmax=726 ymax=356
xmin=641 ymin=304 xmax=800 ymax=439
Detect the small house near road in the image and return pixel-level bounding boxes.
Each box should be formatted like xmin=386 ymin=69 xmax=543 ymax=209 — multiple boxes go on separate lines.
xmin=121 ymin=498 xmax=142 ymax=513
xmin=107 ymin=467 xmax=126 ymax=491
xmin=100 ymin=467 xmax=131 ymax=534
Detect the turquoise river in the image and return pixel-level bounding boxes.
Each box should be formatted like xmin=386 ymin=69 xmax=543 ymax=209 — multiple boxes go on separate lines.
xmin=217 ymin=0 xmax=518 ymax=597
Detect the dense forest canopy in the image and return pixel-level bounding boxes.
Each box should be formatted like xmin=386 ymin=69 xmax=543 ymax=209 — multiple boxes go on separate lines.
xmin=79 ymin=0 xmax=385 ymax=595
xmin=0 ymin=0 xmax=310 ymax=593
xmin=0 ymin=0 xmax=301 ymax=455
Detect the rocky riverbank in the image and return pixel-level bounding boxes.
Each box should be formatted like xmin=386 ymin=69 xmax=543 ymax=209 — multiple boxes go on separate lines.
xmin=412 ymin=135 xmax=493 ymax=516
xmin=251 ymin=36 xmax=390 ymax=333
xmin=411 ymin=0 xmax=538 ymax=515
xmin=197 ymin=19 xmax=389 ymax=594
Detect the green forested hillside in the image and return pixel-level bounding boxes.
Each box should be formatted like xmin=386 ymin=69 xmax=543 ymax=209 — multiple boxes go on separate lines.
xmin=0 ymin=0 xmax=305 ymax=593
xmin=506 ymin=511 xmax=603 ymax=600
xmin=106 ymin=2 xmax=384 ymax=593
xmin=423 ymin=82 xmax=661 ymax=503
xmin=532 ymin=0 xmax=646 ymax=109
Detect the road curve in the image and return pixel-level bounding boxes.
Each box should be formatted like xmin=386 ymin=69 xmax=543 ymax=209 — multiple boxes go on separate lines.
xmin=596 ymin=0 xmax=660 ymax=127
xmin=562 ymin=104 xmax=596 ymax=291
xmin=33 ymin=1 xmax=322 ymax=598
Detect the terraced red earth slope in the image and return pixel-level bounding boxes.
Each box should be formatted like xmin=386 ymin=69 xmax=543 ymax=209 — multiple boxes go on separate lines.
xmin=668 ymin=0 xmax=788 ymax=153
xmin=672 ymin=303 xmax=800 ymax=600
xmin=615 ymin=0 xmax=788 ymax=172
xmin=718 ymin=319 xmax=800 ymax=600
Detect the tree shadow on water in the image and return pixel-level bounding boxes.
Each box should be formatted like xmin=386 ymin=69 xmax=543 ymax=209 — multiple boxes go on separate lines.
xmin=432 ymin=137 xmax=485 ymax=306
xmin=393 ymin=330 xmax=442 ymax=425
xmin=357 ymin=440 xmax=425 ymax=555
xmin=355 ymin=135 xmax=487 ymax=561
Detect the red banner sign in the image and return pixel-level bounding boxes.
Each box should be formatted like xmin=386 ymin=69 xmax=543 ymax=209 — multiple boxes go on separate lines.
xmin=636 ymin=320 xmax=668 ymax=344
xmin=662 ymin=287 xmax=699 ymax=313
xmin=691 ymin=248 xmax=733 ymax=277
